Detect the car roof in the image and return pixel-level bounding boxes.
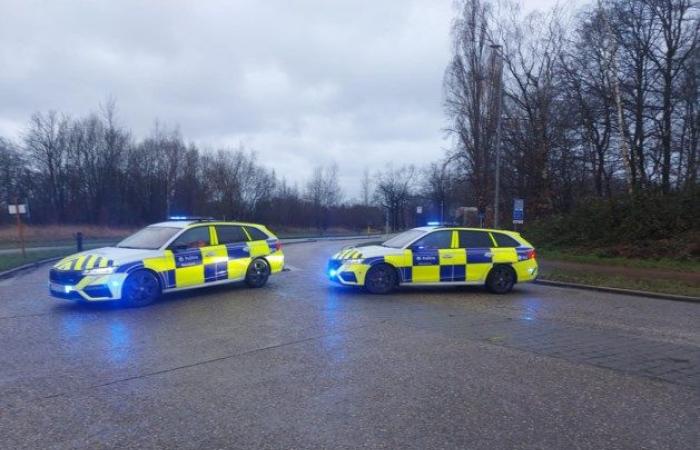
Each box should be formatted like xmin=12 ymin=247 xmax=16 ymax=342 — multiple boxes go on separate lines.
xmin=148 ymin=220 xmax=266 ymax=229
xmin=412 ymin=226 xmax=519 ymax=236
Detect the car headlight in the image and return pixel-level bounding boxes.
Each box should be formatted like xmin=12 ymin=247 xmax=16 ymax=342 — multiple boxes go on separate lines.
xmin=344 ymin=258 xmax=364 ymax=265
xmin=82 ymin=266 xmax=116 ymax=276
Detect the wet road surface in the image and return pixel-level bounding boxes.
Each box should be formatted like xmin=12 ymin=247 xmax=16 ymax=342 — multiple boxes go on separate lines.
xmin=1 ymin=239 xmax=699 ymax=449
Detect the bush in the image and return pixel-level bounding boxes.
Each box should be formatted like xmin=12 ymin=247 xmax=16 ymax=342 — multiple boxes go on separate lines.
xmin=523 ymin=189 xmax=700 ymax=260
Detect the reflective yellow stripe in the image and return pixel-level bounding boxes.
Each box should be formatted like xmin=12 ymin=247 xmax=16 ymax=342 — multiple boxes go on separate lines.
xmin=84 ymin=255 xmax=96 ymax=270
xmin=73 ymin=255 xmax=88 ymax=270
xmin=98 ymin=257 xmax=109 ymax=268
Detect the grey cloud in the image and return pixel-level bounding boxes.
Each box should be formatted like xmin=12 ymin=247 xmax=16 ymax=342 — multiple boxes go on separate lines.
xmin=0 ymin=0 xmax=561 ymax=198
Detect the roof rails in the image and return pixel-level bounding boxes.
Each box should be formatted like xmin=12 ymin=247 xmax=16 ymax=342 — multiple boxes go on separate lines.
xmin=167 ymin=216 xmax=217 ymax=222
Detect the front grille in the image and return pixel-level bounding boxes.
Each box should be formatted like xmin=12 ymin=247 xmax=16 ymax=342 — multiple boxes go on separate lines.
xmin=83 ymin=285 xmax=112 ymax=298
xmin=49 ymin=269 xmax=84 ymax=285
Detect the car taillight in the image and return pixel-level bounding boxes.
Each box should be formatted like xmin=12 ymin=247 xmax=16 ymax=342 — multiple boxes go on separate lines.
xmin=527 ymin=249 xmax=536 ymax=260
xmin=275 ymin=241 xmax=282 ymax=251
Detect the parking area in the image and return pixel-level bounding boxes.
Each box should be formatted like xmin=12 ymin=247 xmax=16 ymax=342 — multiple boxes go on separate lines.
xmin=1 ymin=238 xmax=699 ymax=448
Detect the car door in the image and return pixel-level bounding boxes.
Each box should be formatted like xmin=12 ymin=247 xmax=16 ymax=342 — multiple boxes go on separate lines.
xmin=458 ymin=230 xmax=495 ymax=282
xmin=407 ymin=230 xmax=455 ymax=283
xmin=214 ymin=225 xmax=252 ymax=281
xmin=168 ymin=225 xmax=215 ymax=288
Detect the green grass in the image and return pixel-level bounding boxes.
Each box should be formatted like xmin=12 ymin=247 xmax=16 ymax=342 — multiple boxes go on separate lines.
xmin=0 ymin=249 xmax=71 ymax=272
xmin=538 ymin=248 xmax=700 ymax=272
xmin=539 ymin=268 xmax=700 ymax=298
xmin=0 ymin=238 xmax=119 ymax=250
xmin=0 ymin=243 xmax=109 ymax=272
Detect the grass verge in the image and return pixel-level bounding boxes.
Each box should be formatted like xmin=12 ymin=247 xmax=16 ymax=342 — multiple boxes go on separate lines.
xmin=0 ymin=243 xmax=109 ymax=272
xmin=537 ymin=248 xmax=700 ymax=272
xmin=539 ymin=267 xmax=700 ymax=298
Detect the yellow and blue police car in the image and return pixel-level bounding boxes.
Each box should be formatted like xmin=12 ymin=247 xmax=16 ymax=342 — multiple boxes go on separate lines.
xmin=327 ymin=226 xmax=537 ymax=294
xmin=49 ymin=218 xmax=284 ymax=306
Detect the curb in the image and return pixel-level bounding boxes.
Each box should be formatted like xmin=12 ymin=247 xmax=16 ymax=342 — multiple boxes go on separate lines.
xmin=535 ymin=279 xmax=700 ymax=303
xmin=0 ymin=256 xmax=64 ymax=280
xmin=279 ymin=235 xmax=385 ymax=245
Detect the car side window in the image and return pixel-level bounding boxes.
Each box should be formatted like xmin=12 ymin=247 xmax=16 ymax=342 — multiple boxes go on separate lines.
xmin=170 ymin=226 xmax=211 ymax=249
xmin=458 ymin=230 xmax=493 ymax=248
xmin=411 ymin=231 xmax=453 ymax=250
xmin=245 ymin=226 xmax=268 ymax=241
xmin=216 ymin=226 xmax=249 ymax=245
xmin=492 ymin=232 xmax=520 ymax=248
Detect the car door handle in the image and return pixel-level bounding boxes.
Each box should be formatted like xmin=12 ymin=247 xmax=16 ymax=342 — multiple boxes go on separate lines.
xmin=443 ymin=254 xmax=454 ymax=259
xmin=204 ymin=251 xmax=216 ymax=257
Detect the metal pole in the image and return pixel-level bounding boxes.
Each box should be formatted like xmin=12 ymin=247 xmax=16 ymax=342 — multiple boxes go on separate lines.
xmin=15 ymin=197 xmax=26 ymax=258
xmin=491 ymin=44 xmax=504 ymax=229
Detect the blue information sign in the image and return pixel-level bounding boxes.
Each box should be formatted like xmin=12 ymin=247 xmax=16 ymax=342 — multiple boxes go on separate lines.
xmin=513 ymin=199 xmax=524 ymax=224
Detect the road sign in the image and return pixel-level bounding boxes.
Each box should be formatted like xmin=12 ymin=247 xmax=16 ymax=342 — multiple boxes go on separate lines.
xmin=9 ymin=199 xmax=27 ymax=257
xmin=513 ymin=199 xmax=524 ymax=224
xmin=8 ymin=204 xmax=27 ymax=215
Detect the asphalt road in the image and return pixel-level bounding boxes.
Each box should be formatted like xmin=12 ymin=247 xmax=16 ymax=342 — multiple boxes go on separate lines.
xmin=1 ymin=239 xmax=698 ymax=449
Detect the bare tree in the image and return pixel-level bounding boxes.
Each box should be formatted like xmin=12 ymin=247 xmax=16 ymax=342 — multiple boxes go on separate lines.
xmin=361 ymin=167 xmax=372 ymax=206
xmin=644 ymin=0 xmax=699 ymax=192
xmin=374 ymin=165 xmax=416 ymax=231
xmin=306 ymin=163 xmax=343 ymax=231
xmin=444 ymin=0 xmax=501 ymax=214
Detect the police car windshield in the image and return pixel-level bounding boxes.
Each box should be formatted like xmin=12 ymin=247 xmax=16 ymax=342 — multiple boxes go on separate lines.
xmin=117 ymin=226 xmax=181 ymax=250
xmin=382 ymin=229 xmax=427 ymax=248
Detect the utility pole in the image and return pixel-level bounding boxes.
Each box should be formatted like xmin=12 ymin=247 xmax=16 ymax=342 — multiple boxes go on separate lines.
xmin=491 ymin=44 xmax=504 ymax=229
xmin=14 ymin=197 xmax=26 ymax=258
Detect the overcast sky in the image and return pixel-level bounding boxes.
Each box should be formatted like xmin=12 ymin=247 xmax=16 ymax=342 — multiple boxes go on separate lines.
xmin=0 ymin=0 xmax=580 ymax=199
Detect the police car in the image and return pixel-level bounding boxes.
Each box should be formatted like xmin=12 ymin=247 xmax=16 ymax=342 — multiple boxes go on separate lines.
xmin=49 ymin=218 xmax=284 ymax=306
xmin=327 ymin=226 xmax=537 ymax=294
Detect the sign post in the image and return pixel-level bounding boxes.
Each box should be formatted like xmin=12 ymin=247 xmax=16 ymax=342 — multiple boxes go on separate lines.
xmin=513 ymin=198 xmax=524 ymax=230
xmin=9 ymin=198 xmax=27 ymax=258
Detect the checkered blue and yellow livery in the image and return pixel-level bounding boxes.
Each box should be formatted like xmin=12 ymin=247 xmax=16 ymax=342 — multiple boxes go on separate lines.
xmin=327 ymin=226 xmax=537 ymax=294
xmin=49 ymin=219 xmax=284 ymax=305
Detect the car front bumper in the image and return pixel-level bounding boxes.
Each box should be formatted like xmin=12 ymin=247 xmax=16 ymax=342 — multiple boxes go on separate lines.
xmin=49 ymin=270 xmax=128 ymax=302
xmin=327 ymin=259 xmax=366 ymax=286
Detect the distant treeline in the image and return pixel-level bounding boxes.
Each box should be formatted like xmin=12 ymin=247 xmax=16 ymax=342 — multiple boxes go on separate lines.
xmin=0 ymin=105 xmax=386 ymax=230
xmin=1 ymin=0 xmax=698 ymax=242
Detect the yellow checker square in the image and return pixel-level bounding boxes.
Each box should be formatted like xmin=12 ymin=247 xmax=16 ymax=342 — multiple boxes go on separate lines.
xmin=267 ymin=253 xmax=284 ymax=273
xmin=247 ymin=241 xmax=269 ymax=257
xmin=175 ymin=266 xmax=204 ymax=287
xmin=143 ymin=254 xmax=175 ymax=272
xmin=412 ymin=265 xmax=440 ymax=283
xmin=227 ymin=258 xmax=248 ymax=280
xmin=492 ymin=248 xmax=517 ymax=263
xmin=385 ymin=251 xmax=410 ymax=267
xmin=439 ymin=249 xmax=466 ymax=265
xmin=467 ymin=263 xmax=492 ymax=282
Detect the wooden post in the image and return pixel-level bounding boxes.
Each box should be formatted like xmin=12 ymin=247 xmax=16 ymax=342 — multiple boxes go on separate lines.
xmin=14 ymin=197 xmax=26 ymax=258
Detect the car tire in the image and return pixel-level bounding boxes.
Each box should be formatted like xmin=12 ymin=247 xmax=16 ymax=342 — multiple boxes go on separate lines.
xmin=486 ymin=265 xmax=516 ymax=294
xmin=364 ymin=264 xmax=397 ymax=295
xmin=122 ymin=270 xmax=161 ymax=307
xmin=245 ymin=258 xmax=270 ymax=288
